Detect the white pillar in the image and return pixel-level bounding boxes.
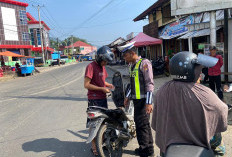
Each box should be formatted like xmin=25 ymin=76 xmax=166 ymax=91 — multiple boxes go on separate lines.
xmin=188 ymin=37 xmax=193 ymax=52
xmin=210 ymin=11 xmax=217 ymax=46
xmin=228 ymin=19 xmax=232 ymax=81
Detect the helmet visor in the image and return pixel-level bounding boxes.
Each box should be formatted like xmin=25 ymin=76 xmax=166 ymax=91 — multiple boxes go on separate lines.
xmin=196 ymin=54 xmax=219 ymax=67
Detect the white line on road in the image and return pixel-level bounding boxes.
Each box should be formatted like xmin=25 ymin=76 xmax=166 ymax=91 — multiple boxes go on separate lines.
xmin=0 ymin=68 xmax=85 ymax=103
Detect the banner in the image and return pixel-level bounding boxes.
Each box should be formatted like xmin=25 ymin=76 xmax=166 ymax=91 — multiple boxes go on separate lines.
xmin=159 ymin=15 xmax=194 ymax=39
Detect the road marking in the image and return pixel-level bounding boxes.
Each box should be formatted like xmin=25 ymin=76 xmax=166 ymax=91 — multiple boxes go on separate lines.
xmin=0 ymin=68 xmax=85 ymax=103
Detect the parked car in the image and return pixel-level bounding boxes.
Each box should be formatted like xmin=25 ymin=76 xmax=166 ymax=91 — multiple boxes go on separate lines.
xmin=51 ymin=59 xmax=65 ymax=66
xmin=60 ymin=55 xmax=69 ymax=63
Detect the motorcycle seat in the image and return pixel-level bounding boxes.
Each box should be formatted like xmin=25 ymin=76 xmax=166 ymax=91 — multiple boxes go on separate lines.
xmin=165 ymin=144 xmax=214 ymax=157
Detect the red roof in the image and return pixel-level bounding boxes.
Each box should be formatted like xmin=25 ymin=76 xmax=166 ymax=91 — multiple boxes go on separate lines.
xmin=0 ymin=0 xmax=28 ymax=7
xmin=26 ymin=12 xmax=36 ymax=21
xmin=65 ymin=41 xmax=91 ymax=48
xmin=130 ymin=32 xmax=162 ymax=47
xmin=28 ymin=21 xmax=51 ymax=30
xmin=27 ymin=12 xmax=51 ymax=30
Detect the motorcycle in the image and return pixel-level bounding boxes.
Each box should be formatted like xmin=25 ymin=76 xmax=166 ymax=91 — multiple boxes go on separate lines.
xmin=152 ymin=57 xmax=169 ymax=76
xmin=86 ymin=72 xmax=136 ymax=157
xmin=86 ymin=101 xmax=136 ymax=157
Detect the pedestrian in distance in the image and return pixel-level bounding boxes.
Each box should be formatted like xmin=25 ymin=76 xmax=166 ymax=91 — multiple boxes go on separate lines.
xmin=151 ymin=51 xmax=228 ymax=156
xmin=208 ymin=46 xmax=224 ymax=100
xmin=84 ymin=46 xmax=115 ymax=156
xmin=118 ymin=42 xmax=155 ymax=157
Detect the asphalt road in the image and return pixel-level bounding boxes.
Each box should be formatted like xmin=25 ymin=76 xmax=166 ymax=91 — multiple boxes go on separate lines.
xmin=0 ymin=62 xmax=139 ymax=157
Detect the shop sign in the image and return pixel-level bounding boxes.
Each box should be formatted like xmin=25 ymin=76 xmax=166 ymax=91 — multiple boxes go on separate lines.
xmin=159 ymin=15 xmax=194 ymax=39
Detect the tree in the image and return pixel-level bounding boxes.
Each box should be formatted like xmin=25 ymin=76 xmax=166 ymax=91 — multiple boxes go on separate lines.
xmin=62 ymin=36 xmax=92 ymax=46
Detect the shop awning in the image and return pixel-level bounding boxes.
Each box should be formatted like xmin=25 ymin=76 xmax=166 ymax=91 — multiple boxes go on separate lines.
xmin=178 ymin=27 xmax=221 ymax=39
xmin=130 ymin=32 xmax=162 ymax=47
xmin=0 ymin=51 xmax=25 ymax=57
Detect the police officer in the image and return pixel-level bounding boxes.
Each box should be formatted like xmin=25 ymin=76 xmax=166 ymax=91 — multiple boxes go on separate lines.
xmin=118 ymin=42 xmax=154 ymax=157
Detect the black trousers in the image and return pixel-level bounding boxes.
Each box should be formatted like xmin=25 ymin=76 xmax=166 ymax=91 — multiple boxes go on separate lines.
xmin=133 ymin=99 xmax=154 ymax=157
xmin=209 ymin=75 xmax=223 ymax=100
xmin=202 ymin=68 xmax=209 ymax=83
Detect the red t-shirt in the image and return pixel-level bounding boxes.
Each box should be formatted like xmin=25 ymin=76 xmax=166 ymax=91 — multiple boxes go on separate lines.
xmin=85 ymin=61 xmax=108 ymax=99
xmin=208 ymin=55 xmax=223 ymax=76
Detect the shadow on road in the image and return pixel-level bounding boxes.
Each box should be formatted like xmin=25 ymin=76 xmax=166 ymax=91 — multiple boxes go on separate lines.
xmin=67 ymin=129 xmax=88 ymax=140
xmin=228 ymin=110 xmax=232 ymax=125
xmin=22 ymin=138 xmax=94 ymax=157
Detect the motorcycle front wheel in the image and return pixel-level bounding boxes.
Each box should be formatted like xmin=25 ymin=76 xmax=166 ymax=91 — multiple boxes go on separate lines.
xmin=96 ymin=124 xmax=123 ymax=157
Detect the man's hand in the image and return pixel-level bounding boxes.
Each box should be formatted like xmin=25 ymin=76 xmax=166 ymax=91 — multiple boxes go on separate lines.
xmin=124 ymin=98 xmax=129 ymax=107
xmin=101 ymin=87 xmax=110 ymax=93
xmin=107 ymin=84 xmax=115 ymax=90
xmin=146 ymin=104 xmax=153 ymax=114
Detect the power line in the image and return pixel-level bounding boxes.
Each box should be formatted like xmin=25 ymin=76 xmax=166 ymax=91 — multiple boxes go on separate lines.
xmin=58 ymin=0 xmax=117 ymax=38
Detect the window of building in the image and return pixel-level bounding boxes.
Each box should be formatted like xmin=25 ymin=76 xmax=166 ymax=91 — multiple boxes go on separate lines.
xmin=37 ymin=28 xmax=41 ymax=45
xmin=19 ymin=10 xmax=27 ymax=25
xmin=22 ymin=32 xmax=30 ymax=41
xmin=29 ymin=29 xmax=35 ymax=45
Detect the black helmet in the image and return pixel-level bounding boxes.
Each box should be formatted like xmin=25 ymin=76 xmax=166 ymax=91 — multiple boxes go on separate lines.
xmin=170 ymin=51 xmax=218 ymax=82
xmin=96 ymin=46 xmax=114 ymax=65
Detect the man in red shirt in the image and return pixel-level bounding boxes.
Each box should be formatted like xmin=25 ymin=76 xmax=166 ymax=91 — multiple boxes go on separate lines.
xmin=208 ymin=46 xmax=224 ymax=100
xmin=84 ymin=46 xmax=114 ymax=156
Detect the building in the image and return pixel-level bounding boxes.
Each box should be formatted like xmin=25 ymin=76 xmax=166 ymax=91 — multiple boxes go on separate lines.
xmin=134 ymin=0 xmax=188 ymax=57
xmin=0 ymin=0 xmax=32 ymax=56
xmin=134 ymin=0 xmax=232 ymax=81
xmin=27 ymin=12 xmax=54 ymax=59
xmin=64 ymin=41 xmax=97 ymax=56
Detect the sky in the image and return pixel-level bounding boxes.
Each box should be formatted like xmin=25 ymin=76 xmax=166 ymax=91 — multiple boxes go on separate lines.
xmin=20 ymin=0 xmax=157 ymax=46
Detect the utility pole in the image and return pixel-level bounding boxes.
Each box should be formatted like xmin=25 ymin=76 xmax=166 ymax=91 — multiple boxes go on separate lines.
xmin=33 ymin=5 xmax=45 ymax=65
xmin=224 ymin=9 xmax=229 ymax=82
xmin=57 ymin=37 xmax=59 ymax=50
xmin=71 ymin=35 xmax=74 ymax=55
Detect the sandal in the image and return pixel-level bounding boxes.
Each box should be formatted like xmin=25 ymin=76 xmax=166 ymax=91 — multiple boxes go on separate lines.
xmin=91 ymin=148 xmax=99 ymax=156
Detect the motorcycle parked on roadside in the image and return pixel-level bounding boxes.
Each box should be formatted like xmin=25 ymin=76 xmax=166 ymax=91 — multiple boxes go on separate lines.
xmin=86 ymin=72 xmax=136 ymax=157
xmin=86 ymin=102 xmax=135 ymax=157
xmin=152 ymin=57 xmax=169 ymax=77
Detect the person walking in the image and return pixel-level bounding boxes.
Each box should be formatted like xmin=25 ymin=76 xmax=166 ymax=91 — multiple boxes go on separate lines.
xmin=118 ymin=42 xmax=155 ymax=157
xmin=84 ymin=46 xmax=114 ymax=156
xmin=208 ymin=46 xmax=224 ymax=100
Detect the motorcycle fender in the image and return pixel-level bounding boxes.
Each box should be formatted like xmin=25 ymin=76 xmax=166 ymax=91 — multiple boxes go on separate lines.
xmin=86 ymin=118 xmax=105 ymax=143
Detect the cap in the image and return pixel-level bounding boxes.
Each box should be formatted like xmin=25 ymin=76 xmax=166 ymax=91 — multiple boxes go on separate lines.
xmin=117 ymin=41 xmax=136 ymax=53
xmin=209 ymin=45 xmax=217 ymax=50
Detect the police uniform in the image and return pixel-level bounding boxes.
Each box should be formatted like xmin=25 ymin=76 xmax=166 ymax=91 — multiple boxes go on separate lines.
xmin=126 ymin=56 xmax=154 ymax=157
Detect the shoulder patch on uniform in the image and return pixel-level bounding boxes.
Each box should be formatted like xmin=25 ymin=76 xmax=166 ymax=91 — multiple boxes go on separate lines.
xmin=143 ymin=64 xmax=148 ymax=72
